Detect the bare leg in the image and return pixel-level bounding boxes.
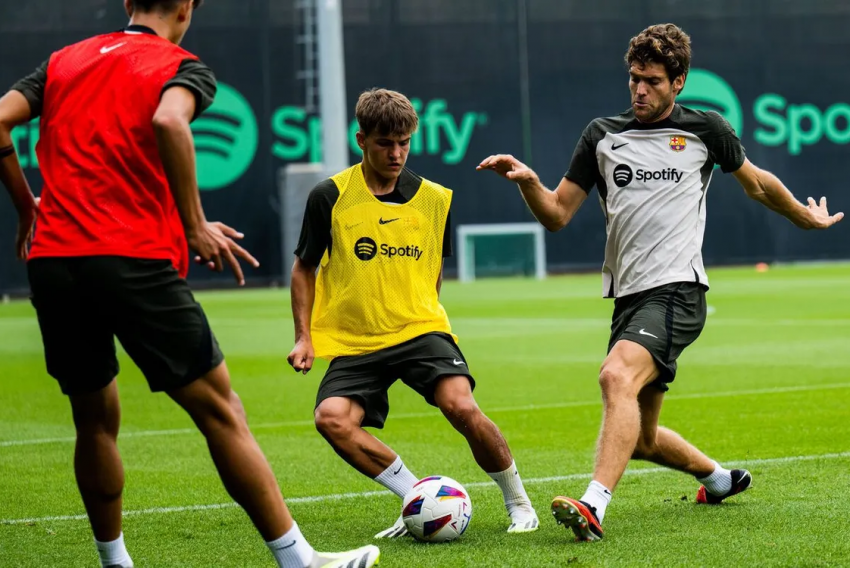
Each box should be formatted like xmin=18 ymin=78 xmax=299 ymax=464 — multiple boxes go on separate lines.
xmin=168 ymin=361 xmax=291 ymax=541
xmin=552 ymin=340 xmax=660 ymax=540
xmin=316 ymin=397 xmax=420 ymax=539
xmin=554 ymin=341 xmax=723 ymax=541
xmin=632 ymin=385 xmax=715 ymax=477
xmin=433 ymin=375 xmax=513 ymax=473
xmin=314 ymin=397 xmax=398 ymax=477
xmin=593 ymin=340 xmax=659 ymax=491
xmin=69 ymin=380 xmax=124 ymax=542
xmin=434 ymin=375 xmax=537 ymax=531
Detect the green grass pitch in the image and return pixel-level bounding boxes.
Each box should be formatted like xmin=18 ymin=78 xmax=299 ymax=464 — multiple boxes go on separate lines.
xmin=1 ymin=264 xmax=849 ymax=567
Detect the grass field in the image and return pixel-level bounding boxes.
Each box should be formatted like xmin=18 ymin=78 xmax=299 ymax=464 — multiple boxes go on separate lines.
xmin=1 ymin=264 xmax=849 ymax=567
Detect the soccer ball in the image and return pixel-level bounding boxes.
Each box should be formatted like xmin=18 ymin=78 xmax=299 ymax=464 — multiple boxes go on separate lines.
xmin=401 ymin=476 xmax=472 ymax=543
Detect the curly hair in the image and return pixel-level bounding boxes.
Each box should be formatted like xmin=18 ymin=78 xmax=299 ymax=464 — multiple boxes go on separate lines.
xmin=625 ymin=24 xmax=692 ymax=82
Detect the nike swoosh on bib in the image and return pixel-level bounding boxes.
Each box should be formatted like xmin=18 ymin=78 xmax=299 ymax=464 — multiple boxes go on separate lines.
xmin=100 ymin=43 xmax=126 ymax=54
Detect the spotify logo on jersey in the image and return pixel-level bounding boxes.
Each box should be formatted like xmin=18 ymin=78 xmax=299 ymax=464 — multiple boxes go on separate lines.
xmin=679 ymin=68 xmax=744 ymax=137
xmin=613 ymin=164 xmax=633 ymax=187
xmin=191 ymin=82 xmax=258 ymax=191
xmin=354 ymin=237 xmax=378 ymax=261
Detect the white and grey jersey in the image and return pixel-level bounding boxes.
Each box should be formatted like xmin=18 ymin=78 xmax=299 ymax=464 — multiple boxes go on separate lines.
xmin=566 ymin=104 xmax=746 ymax=298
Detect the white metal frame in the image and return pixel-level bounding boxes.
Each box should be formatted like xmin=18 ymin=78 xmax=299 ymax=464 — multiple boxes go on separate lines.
xmin=456 ymin=223 xmax=547 ymax=282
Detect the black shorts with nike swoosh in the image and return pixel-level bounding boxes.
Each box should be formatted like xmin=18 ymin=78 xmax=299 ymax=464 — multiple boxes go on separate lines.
xmin=315 ymin=332 xmax=475 ymax=429
xmin=607 ymin=282 xmax=707 ymax=391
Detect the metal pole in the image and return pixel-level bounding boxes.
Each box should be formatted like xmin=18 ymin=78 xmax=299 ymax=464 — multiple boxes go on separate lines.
xmin=457 ymin=226 xmax=471 ymax=283
xmin=280 ymin=163 xmax=325 ymax=286
xmin=534 ymin=224 xmax=547 ymax=280
xmin=316 ymin=0 xmax=349 ymax=175
xmin=517 ymin=0 xmax=533 ymax=167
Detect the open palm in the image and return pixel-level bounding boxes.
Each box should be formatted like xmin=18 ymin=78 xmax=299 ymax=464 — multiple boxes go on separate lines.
xmin=476 ymin=154 xmax=538 ymax=183
xmin=805 ymin=196 xmax=844 ymax=229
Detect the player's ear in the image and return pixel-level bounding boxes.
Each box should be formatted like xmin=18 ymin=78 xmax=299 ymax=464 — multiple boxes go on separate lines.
xmin=673 ymin=73 xmax=686 ymax=96
xmin=124 ymin=0 xmax=133 ymax=18
xmin=356 ymin=131 xmax=366 ymax=151
xmin=176 ymin=0 xmax=192 ymax=22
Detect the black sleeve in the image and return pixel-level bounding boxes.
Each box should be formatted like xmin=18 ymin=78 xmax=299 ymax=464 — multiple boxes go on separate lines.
xmin=442 ymin=210 xmax=452 ymax=258
xmin=704 ymin=111 xmax=746 ymax=173
xmin=10 ymin=59 xmax=49 ymax=119
xmin=564 ymin=123 xmax=599 ymax=193
xmin=294 ymin=179 xmax=339 ymax=267
xmin=162 ymin=59 xmax=217 ymax=121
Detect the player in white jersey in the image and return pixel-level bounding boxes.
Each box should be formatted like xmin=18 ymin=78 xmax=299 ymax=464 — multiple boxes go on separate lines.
xmin=477 ymin=23 xmax=844 ymax=541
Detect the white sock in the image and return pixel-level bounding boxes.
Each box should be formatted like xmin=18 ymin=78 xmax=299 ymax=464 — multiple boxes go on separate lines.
xmin=580 ymin=480 xmax=612 ymax=524
xmin=374 ymin=456 xmax=418 ymax=499
xmin=94 ymin=533 xmax=133 ymax=568
xmin=487 ymin=461 xmax=535 ymax=519
xmin=697 ymin=461 xmax=733 ymax=496
xmin=266 ymin=522 xmax=314 ymax=568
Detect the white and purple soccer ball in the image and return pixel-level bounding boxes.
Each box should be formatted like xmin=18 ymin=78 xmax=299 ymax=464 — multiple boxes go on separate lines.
xmin=401 ymin=476 xmax=473 ymax=543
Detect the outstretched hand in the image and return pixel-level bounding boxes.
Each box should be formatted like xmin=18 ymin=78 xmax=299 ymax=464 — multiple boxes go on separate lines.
xmin=188 ymin=221 xmax=260 ymax=286
xmin=805 ymin=196 xmax=844 ymax=229
xmin=476 ymin=154 xmax=539 ymax=184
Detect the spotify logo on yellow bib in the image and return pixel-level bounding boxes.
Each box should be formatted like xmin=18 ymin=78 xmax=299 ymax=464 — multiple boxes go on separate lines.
xmin=355 ymin=237 xmax=378 ymax=261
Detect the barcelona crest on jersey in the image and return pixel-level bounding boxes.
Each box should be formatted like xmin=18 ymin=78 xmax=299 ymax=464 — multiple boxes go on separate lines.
xmin=669 ymin=136 xmax=687 ymax=152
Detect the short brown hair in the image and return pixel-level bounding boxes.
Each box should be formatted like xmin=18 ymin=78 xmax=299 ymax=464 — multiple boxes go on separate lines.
xmin=625 ymin=24 xmax=691 ymax=83
xmin=355 ymin=89 xmax=419 ymax=138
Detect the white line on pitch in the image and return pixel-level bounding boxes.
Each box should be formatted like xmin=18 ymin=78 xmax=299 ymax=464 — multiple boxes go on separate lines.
xmin=3 ymin=382 xmax=849 ymax=448
xmin=2 ymin=451 xmax=848 ymax=526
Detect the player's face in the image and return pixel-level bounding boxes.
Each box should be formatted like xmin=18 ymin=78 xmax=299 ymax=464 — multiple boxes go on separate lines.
xmin=629 ymin=62 xmax=684 ymax=122
xmin=359 ymin=131 xmax=412 ymax=180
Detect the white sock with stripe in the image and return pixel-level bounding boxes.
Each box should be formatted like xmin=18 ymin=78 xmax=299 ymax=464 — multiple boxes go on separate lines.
xmin=374 ymin=456 xmax=418 ymax=498
xmin=580 ymin=480 xmax=612 ymax=524
xmin=487 ymin=461 xmax=536 ymax=520
xmin=94 ymin=533 xmax=133 ymax=568
xmin=266 ymin=522 xmax=314 ymax=568
xmin=697 ymin=461 xmax=733 ymax=495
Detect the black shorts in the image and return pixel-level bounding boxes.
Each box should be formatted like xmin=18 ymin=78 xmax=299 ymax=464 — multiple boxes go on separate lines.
xmin=608 ymin=282 xmax=707 ymax=391
xmin=316 ymin=332 xmax=475 ymax=429
xmin=27 ymin=256 xmax=224 ymax=396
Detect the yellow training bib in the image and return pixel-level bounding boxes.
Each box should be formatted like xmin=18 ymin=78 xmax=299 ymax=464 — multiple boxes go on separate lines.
xmin=312 ymin=165 xmax=456 ymax=359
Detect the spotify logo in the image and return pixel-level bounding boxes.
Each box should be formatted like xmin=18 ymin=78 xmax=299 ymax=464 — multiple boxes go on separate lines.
xmin=613 ymin=164 xmax=633 ymax=187
xmin=679 ymin=68 xmax=744 ymax=137
xmin=354 ymin=237 xmax=378 ymax=261
xmin=191 ymin=82 xmax=258 ymax=191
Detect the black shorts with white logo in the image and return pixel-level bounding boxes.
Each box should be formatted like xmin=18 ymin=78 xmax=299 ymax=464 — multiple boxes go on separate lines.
xmin=315 ymin=332 xmax=475 ymax=429
xmin=608 ymin=282 xmax=707 ymax=391
xmin=28 ymin=256 xmax=224 ymax=396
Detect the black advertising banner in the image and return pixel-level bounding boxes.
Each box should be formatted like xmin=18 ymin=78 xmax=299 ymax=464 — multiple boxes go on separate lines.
xmin=1 ymin=0 xmax=848 ymax=294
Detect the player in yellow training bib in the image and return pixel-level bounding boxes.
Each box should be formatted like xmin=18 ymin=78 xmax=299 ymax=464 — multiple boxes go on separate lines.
xmin=287 ymin=88 xmax=539 ymax=538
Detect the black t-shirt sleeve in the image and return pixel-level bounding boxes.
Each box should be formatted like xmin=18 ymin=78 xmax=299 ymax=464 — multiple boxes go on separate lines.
xmin=442 ymin=210 xmax=452 ymax=258
xmin=564 ymin=123 xmax=599 ymax=193
xmin=10 ymin=59 xmax=49 ymax=119
xmin=294 ymin=179 xmax=339 ymax=267
xmin=162 ymin=59 xmax=217 ymax=121
xmin=704 ymin=111 xmax=746 ymax=173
